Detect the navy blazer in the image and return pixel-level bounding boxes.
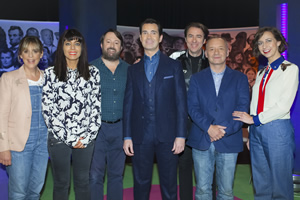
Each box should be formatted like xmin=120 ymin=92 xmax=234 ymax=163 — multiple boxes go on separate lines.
xmin=187 ymin=66 xmax=249 ymax=153
xmin=123 ymin=53 xmax=188 ymax=144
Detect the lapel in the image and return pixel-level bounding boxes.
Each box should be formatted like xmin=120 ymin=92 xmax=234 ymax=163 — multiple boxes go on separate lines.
xmin=16 ymin=66 xmax=31 ymax=109
xmin=135 ymin=58 xmax=145 ymax=98
xmin=155 ymin=53 xmax=168 ymax=93
xmin=217 ymin=66 xmax=233 ymax=98
xmin=205 ymin=68 xmax=218 ymax=98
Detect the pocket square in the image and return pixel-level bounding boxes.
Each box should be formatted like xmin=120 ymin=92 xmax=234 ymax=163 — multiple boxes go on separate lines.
xmin=163 ymin=75 xmax=174 ymax=79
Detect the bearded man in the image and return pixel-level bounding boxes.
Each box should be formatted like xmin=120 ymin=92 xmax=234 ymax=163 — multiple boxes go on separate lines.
xmin=89 ymin=29 xmax=129 ymax=200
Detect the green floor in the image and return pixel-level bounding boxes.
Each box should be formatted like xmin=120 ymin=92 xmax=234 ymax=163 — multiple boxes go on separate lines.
xmin=41 ymin=163 xmax=300 ymax=200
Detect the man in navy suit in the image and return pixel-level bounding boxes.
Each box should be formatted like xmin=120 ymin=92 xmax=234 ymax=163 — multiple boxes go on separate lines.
xmin=123 ymin=18 xmax=188 ymax=200
xmin=187 ymin=36 xmax=249 ymax=200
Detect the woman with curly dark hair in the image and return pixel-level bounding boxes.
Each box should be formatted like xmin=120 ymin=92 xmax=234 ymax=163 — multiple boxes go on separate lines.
xmin=233 ymin=27 xmax=298 ymax=199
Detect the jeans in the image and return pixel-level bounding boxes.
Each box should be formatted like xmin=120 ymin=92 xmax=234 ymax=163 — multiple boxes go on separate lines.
xmin=7 ymin=86 xmax=48 ymax=200
xmin=90 ymin=121 xmax=125 ymax=200
xmin=192 ymin=143 xmax=238 ymax=200
xmin=250 ymin=119 xmax=294 ymax=200
xmin=48 ymin=133 xmax=94 ymax=200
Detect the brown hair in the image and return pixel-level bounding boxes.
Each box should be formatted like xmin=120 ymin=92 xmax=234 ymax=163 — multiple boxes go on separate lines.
xmin=184 ymin=22 xmax=209 ymax=40
xmin=252 ymin=27 xmax=287 ymax=58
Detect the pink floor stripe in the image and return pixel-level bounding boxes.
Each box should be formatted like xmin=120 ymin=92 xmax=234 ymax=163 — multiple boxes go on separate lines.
xmin=104 ymin=185 xmax=242 ymax=200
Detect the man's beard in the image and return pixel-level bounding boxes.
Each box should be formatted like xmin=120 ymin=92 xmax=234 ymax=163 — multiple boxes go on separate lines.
xmin=102 ymin=48 xmax=120 ymax=61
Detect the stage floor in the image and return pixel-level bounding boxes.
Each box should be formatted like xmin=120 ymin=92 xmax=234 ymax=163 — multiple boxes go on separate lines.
xmin=1 ymin=163 xmax=300 ymax=199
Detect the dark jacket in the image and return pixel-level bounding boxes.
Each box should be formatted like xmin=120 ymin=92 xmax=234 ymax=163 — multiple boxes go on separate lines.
xmin=176 ymin=50 xmax=209 ymax=90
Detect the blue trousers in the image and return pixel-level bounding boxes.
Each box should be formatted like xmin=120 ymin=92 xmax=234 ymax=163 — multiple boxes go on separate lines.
xmin=250 ymin=119 xmax=294 ymax=200
xmin=192 ymin=143 xmax=238 ymax=200
xmin=90 ymin=121 xmax=125 ymax=200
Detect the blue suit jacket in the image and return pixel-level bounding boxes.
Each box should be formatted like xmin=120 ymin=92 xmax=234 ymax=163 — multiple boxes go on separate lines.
xmin=187 ymin=66 xmax=249 ymax=153
xmin=123 ymin=53 xmax=188 ymax=144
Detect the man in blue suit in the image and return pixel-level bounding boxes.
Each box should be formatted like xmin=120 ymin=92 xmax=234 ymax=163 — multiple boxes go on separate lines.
xmin=187 ymin=36 xmax=249 ymax=200
xmin=123 ymin=18 xmax=188 ymax=200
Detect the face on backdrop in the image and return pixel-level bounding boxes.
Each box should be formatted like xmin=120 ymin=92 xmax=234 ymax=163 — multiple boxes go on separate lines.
xmin=248 ymin=34 xmax=255 ymax=48
xmin=41 ymin=30 xmax=54 ymax=46
xmin=173 ymin=38 xmax=185 ymax=51
xmin=234 ymin=53 xmax=243 ymax=64
xmin=246 ymin=70 xmax=256 ymax=82
xmin=101 ymin=32 xmax=122 ymax=61
xmin=123 ymin=35 xmax=134 ymax=49
xmin=9 ymin=29 xmax=22 ymax=46
xmin=1 ymin=52 xmax=13 ymax=68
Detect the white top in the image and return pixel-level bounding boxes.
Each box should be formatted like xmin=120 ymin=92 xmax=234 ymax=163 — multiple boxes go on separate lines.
xmin=27 ymin=72 xmax=44 ymax=86
xmin=250 ymin=60 xmax=299 ymax=124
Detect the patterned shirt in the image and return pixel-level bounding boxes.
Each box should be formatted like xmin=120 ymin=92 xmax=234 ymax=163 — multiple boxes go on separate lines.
xmin=42 ymin=66 xmax=101 ymax=147
xmin=90 ymin=58 xmax=129 ymax=121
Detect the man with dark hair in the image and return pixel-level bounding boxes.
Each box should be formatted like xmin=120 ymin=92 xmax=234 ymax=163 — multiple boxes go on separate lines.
xmin=8 ymin=26 xmax=23 ymax=66
xmin=123 ymin=18 xmax=187 ymax=200
xmin=89 ymin=29 xmax=129 ymax=200
xmin=187 ymin=36 xmax=249 ymax=199
xmin=169 ymin=22 xmax=209 ymax=200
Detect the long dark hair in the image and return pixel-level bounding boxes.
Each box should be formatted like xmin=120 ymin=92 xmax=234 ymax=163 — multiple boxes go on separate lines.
xmin=54 ymin=29 xmax=90 ymax=81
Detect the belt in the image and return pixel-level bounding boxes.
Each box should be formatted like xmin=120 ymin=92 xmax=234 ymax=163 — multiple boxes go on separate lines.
xmin=101 ymin=119 xmax=121 ymax=124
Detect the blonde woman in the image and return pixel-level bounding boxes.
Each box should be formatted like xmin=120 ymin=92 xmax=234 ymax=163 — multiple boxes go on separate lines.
xmin=0 ymin=36 xmax=48 ymax=199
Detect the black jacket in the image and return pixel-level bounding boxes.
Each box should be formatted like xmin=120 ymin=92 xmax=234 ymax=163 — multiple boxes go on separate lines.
xmin=176 ymin=50 xmax=209 ymax=90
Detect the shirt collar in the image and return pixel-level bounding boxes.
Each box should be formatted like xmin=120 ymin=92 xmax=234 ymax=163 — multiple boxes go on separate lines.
xmin=144 ymin=50 xmax=160 ymax=61
xmin=210 ymin=67 xmax=226 ymax=76
xmin=269 ymin=56 xmax=285 ymax=70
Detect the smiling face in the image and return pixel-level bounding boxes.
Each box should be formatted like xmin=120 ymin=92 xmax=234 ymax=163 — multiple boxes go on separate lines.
xmin=205 ymin=38 xmax=229 ymax=71
xmin=63 ymin=39 xmax=82 ymax=65
xmin=20 ymin=43 xmax=43 ymax=70
xmin=185 ymin=27 xmax=206 ymax=57
xmin=140 ymin=23 xmax=162 ymax=56
xmin=101 ymin=32 xmax=122 ymax=61
xmin=257 ymin=31 xmax=281 ymax=63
